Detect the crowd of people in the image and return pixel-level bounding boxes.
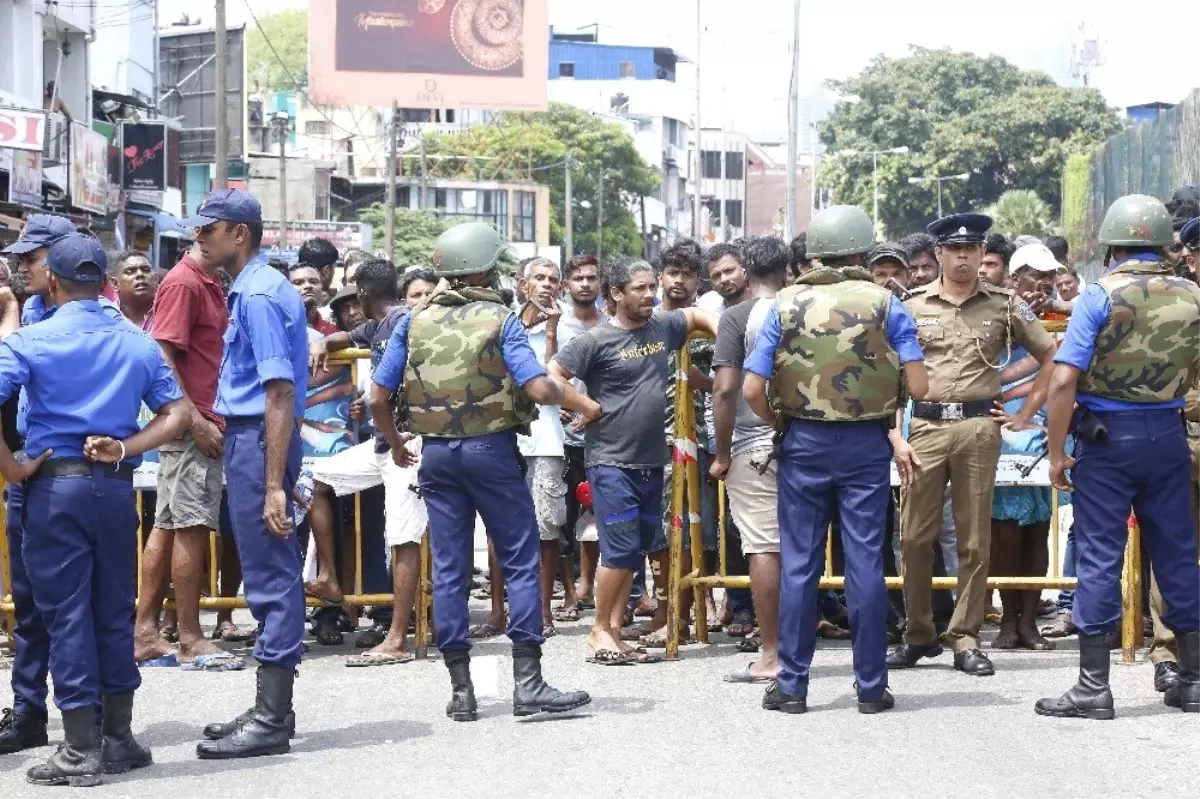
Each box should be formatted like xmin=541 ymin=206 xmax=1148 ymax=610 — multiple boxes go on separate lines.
xmin=0 ymin=182 xmax=1196 ymax=786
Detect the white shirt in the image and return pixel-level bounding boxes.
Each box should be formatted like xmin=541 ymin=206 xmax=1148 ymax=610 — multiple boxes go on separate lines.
xmin=516 ymin=305 xmax=576 ymax=458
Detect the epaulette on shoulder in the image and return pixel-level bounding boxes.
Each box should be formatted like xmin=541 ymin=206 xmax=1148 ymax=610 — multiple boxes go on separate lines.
xmin=984 ymin=283 xmax=1016 ymax=296
xmin=906 ymin=284 xmax=931 ymax=298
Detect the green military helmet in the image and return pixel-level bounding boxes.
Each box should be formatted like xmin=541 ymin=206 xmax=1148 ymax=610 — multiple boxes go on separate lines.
xmin=806 ymin=205 xmax=876 ymax=258
xmin=433 ymin=222 xmax=507 ymax=278
xmin=1098 ymin=194 xmax=1174 ymax=247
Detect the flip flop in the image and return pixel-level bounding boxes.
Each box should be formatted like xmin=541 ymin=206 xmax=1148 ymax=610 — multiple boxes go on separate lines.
xmin=577 ymin=599 xmax=596 ymax=611
xmin=180 ymin=652 xmax=246 ymax=672
xmin=304 ymin=582 xmax=344 ymax=607
xmin=468 ymin=622 xmax=503 ymax=640
xmin=736 ymin=635 xmax=762 ymax=654
xmin=552 ymin=606 xmax=580 ymax=622
xmin=345 ymin=651 xmax=415 ymax=667
xmin=137 ymin=654 xmax=178 ymax=668
xmin=586 ymin=649 xmax=634 ymax=666
xmin=621 ymin=648 xmax=663 ymax=665
xmin=212 ymin=621 xmax=253 ymax=643
xmin=724 ymin=664 xmax=773 ymax=684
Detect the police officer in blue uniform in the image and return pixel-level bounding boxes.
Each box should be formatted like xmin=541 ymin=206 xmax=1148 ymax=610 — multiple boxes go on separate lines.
xmin=742 ymin=205 xmax=928 ymax=714
xmin=370 ymin=222 xmax=594 ymax=721
xmin=186 ymin=190 xmax=310 ymax=759
xmin=1037 ymin=194 xmax=1200 ymax=719
xmin=0 ymin=216 xmax=125 ymax=757
xmin=0 ymin=234 xmax=190 ymax=786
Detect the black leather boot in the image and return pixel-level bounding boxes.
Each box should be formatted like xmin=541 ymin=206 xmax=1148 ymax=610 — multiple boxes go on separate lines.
xmin=0 ymin=707 xmax=48 ymax=754
xmin=1164 ymin=631 xmax=1200 ymax=713
xmin=1034 ymin=634 xmax=1115 ymax=720
xmin=511 ymin=643 xmax=591 ymax=717
xmin=195 ymin=666 xmax=294 ymax=759
xmin=444 ymin=651 xmax=478 ymax=722
xmin=26 ymin=708 xmax=102 ymax=787
xmin=100 ymin=693 xmax=152 ymax=774
xmin=202 ymin=707 xmax=297 ymax=740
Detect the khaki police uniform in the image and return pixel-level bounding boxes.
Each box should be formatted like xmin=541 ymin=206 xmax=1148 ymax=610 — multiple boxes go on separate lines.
xmin=900 ymin=277 xmax=1054 ymax=652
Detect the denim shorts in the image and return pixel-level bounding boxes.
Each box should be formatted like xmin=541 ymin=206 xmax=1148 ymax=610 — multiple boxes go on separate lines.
xmin=587 ymin=465 xmax=664 ymax=570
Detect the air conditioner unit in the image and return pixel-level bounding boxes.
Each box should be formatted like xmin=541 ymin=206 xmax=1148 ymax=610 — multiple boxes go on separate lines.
xmin=42 ymin=113 xmax=68 ymax=164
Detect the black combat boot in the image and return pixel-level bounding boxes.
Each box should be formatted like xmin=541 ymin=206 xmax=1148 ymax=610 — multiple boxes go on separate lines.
xmin=511 ymin=643 xmax=591 ymax=717
xmin=202 ymin=707 xmax=297 ymax=740
xmin=444 ymin=651 xmax=478 ymax=722
xmin=0 ymin=707 xmax=49 ymax=754
xmin=1164 ymin=631 xmax=1200 ymax=713
xmin=26 ymin=707 xmax=102 ymax=787
xmin=195 ymin=666 xmax=295 ymax=759
xmin=100 ymin=693 xmax=152 ymax=774
xmin=1034 ymin=634 xmax=1115 ymax=720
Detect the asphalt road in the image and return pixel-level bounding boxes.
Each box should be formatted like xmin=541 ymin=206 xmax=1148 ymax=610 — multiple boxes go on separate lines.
xmin=1 ymin=603 xmax=1196 ymax=798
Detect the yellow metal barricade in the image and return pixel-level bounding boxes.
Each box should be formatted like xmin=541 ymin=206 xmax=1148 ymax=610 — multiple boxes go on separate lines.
xmin=664 ymin=324 xmax=1150 ymax=661
xmin=0 ymin=349 xmax=436 ymax=657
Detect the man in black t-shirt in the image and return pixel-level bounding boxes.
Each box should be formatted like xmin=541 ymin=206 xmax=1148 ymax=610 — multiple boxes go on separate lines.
xmin=552 ymin=258 xmax=717 ymax=664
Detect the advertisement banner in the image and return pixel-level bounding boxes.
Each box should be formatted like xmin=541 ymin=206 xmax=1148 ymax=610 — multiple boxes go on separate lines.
xmin=121 ymin=122 xmax=168 ymax=191
xmin=309 ymin=0 xmax=549 ymax=111
xmin=261 ymin=220 xmax=373 ymax=251
xmin=10 ymin=149 xmax=41 ymax=206
xmin=70 ymin=123 xmax=110 ymax=214
xmin=0 ymin=106 xmax=46 ymax=152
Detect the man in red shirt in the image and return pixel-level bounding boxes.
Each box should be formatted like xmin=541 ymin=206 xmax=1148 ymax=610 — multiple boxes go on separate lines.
xmin=133 ymin=244 xmax=244 ymax=670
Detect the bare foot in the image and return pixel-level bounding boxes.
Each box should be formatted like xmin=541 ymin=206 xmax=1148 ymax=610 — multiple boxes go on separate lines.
xmin=992 ymin=617 xmax=1021 ymax=649
xmin=748 ymin=660 xmax=779 ymax=680
xmin=304 ymin=577 xmax=344 ymax=604
xmin=178 ymin=636 xmax=227 ymax=663
xmin=134 ymin=629 xmax=175 ymax=662
xmin=587 ymin=628 xmax=622 ymax=653
xmin=1018 ymin=624 xmax=1055 ymax=651
xmin=364 ymin=634 xmax=409 ymax=658
xmin=634 ymin=597 xmax=657 ymax=618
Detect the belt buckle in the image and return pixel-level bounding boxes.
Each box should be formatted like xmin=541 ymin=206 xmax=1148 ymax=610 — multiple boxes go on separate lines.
xmin=942 ymin=403 xmax=964 ymax=421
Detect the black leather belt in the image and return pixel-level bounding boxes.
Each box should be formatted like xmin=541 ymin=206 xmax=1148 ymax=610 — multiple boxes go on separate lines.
xmin=31 ymin=457 xmax=134 ymax=482
xmin=224 ymin=415 xmax=264 ymax=426
xmin=912 ymin=400 xmax=994 ymax=421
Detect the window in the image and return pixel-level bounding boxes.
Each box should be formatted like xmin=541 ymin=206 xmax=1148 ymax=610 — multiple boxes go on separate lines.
xmin=724 ymin=151 xmax=744 ymax=180
xmin=619 ymin=61 xmax=636 ymax=79
xmin=702 ymin=199 xmax=720 ymax=221
xmin=514 ymin=191 xmax=536 ymax=242
xmin=304 ymin=120 xmax=329 ymax=135
xmin=558 ymin=62 xmax=575 ymax=78
xmin=701 ymin=150 xmax=722 ymax=179
xmin=433 ymin=187 xmax=507 ymax=231
xmin=724 ymin=200 xmax=743 ymax=228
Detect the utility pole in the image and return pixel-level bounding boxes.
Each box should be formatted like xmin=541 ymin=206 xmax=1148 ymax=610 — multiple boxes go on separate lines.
xmin=385 ymin=101 xmax=398 ymax=262
xmin=692 ymin=0 xmax=702 ymax=240
xmin=784 ymin=0 xmax=800 ymax=242
xmin=564 ymin=152 xmax=574 ymax=261
xmin=597 ymin=170 xmax=605 ymax=264
xmin=213 ymin=0 xmax=228 ymax=190
xmin=419 ymin=133 xmax=428 ymax=210
xmin=274 ymin=112 xmax=289 ymax=248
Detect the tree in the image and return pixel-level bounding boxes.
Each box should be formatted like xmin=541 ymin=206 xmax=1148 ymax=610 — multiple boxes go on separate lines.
xmin=416 ymin=103 xmax=660 ymax=259
xmin=817 ymin=47 xmax=1122 ymax=237
xmin=357 ymin=206 xmax=516 ymax=274
xmin=246 ymin=9 xmax=308 ymax=93
xmin=985 ymin=190 xmax=1056 ymax=239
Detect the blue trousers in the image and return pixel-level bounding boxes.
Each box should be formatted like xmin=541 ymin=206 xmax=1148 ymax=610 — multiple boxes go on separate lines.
xmin=777 ymin=419 xmax=890 ymax=701
xmin=419 ymin=432 xmax=542 ymax=652
xmin=1072 ymin=410 xmax=1200 ymax=636
xmin=22 ymin=468 xmax=140 ymax=711
xmin=224 ymin=420 xmax=304 ymax=669
xmin=5 ymin=484 xmax=49 ymax=719
xmin=1056 ymin=526 xmax=1076 ymax=610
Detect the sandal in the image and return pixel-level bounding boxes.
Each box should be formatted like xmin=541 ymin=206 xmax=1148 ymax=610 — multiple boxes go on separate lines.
xmin=736 ymin=635 xmax=762 ymax=654
xmin=577 ymin=599 xmax=596 ymax=611
xmin=620 ymin=623 xmax=658 ymax=641
xmin=586 ymin=649 xmax=633 ymax=666
xmin=211 ymin=621 xmax=252 ymax=643
xmin=817 ymin=620 xmax=851 ymax=640
xmin=726 ymin=609 xmax=756 ymax=638
xmin=355 ymin=623 xmax=389 ymax=649
xmin=468 ymin=622 xmax=503 ymax=640
xmin=552 ymin=605 xmax=580 ymax=622
xmin=621 ymin=648 xmax=663 ymax=664
xmin=304 ymin=581 xmax=344 ymax=607
xmin=345 ymin=651 xmax=415 ymax=667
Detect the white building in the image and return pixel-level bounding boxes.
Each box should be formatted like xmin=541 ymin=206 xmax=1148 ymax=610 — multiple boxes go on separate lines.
xmin=89 ymin=0 xmax=156 ymax=106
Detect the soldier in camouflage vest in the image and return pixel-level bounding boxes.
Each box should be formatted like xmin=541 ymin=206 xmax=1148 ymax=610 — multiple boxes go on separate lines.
xmin=743 ymin=205 xmax=929 ymax=715
xmin=1037 ymin=195 xmax=1200 ymax=721
xmin=370 ymin=222 xmax=598 ymax=722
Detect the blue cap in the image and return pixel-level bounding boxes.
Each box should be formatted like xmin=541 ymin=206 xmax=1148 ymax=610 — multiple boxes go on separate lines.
xmin=180 ymin=188 xmax=263 ymax=229
xmin=1 ymin=214 xmax=75 ymax=255
xmin=44 ymin=234 xmax=108 ymax=284
xmin=1181 ymin=217 xmax=1199 ymax=249
xmin=927 ymin=212 xmax=993 ymax=245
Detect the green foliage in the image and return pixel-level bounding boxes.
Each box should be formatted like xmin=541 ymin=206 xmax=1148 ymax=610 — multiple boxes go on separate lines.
xmin=818 ymin=46 xmax=1122 ymax=237
xmin=357 ymin=206 xmax=516 ymax=275
xmin=984 ymin=190 xmax=1056 ymax=239
xmin=1060 ymin=153 xmax=1093 ymax=263
xmin=247 ymin=9 xmax=308 ymax=93
xmin=417 ymin=103 xmax=660 ymax=260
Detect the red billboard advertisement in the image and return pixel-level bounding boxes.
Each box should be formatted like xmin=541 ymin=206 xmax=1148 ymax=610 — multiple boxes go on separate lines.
xmin=309 ymin=0 xmax=548 ymax=111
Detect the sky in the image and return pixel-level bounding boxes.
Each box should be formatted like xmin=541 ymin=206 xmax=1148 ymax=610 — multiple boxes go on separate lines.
xmin=161 ymin=0 xmax=1200 ymax=141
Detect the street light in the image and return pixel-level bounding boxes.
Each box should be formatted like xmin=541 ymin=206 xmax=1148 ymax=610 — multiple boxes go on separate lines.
xmin=837 ymin=146 xmax=910 ymax=231
xmin=908 ymin=172 xmax=970 ymax=217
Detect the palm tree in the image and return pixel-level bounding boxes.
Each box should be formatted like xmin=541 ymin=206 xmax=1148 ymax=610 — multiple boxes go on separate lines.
xmin=985 ymin=190 xmax=1057 ymax=240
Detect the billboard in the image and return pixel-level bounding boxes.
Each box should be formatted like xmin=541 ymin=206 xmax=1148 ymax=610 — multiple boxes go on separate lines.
xmin=0 ymin=107 xmax=46 ymax=152
xmin=121 ymin=122 xmax=169 ymax=191
xmin=70 ymin=123 xmax=110 ymax=214
xmin=309 ymin=0 xmax=548 ymax=111
xmin=159 ymin=25 xmax=247 ymax=164
xmin=9 ymin=150 xmax=42 ymax=206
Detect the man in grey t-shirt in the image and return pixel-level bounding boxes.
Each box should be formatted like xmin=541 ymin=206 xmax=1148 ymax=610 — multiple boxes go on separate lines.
xmin=552 ymin=258 xmax=717 ymax=663
xmin=709 ymin=236 xmax=793 ymax=683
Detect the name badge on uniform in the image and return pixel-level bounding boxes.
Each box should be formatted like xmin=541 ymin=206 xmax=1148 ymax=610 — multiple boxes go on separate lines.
xmin=915 ymin=314 xmax=940 ymax=328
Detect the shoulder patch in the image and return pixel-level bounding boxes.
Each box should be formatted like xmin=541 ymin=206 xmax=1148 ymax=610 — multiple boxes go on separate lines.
xmin=1017 ymin=301 xmax=1037 ymax=322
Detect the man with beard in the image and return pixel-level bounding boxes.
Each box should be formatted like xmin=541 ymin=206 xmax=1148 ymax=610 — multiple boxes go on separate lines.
xmin=889 ymin=213 xmax=1056 ymax=678
xmin=699 ymin=243 xmax=751 ymax=312
xmin=290 ymin=265 xmax=338 ymax=336
xmin=1055 ymin=270 xmax=1082 ymax=304
xmin=868 ymin=243 xmax=912 ymax=298
xmin=900 ymin=232 xmax=940 ymax=288
xmin=109 ymin=251 xmax=156 ymax=331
